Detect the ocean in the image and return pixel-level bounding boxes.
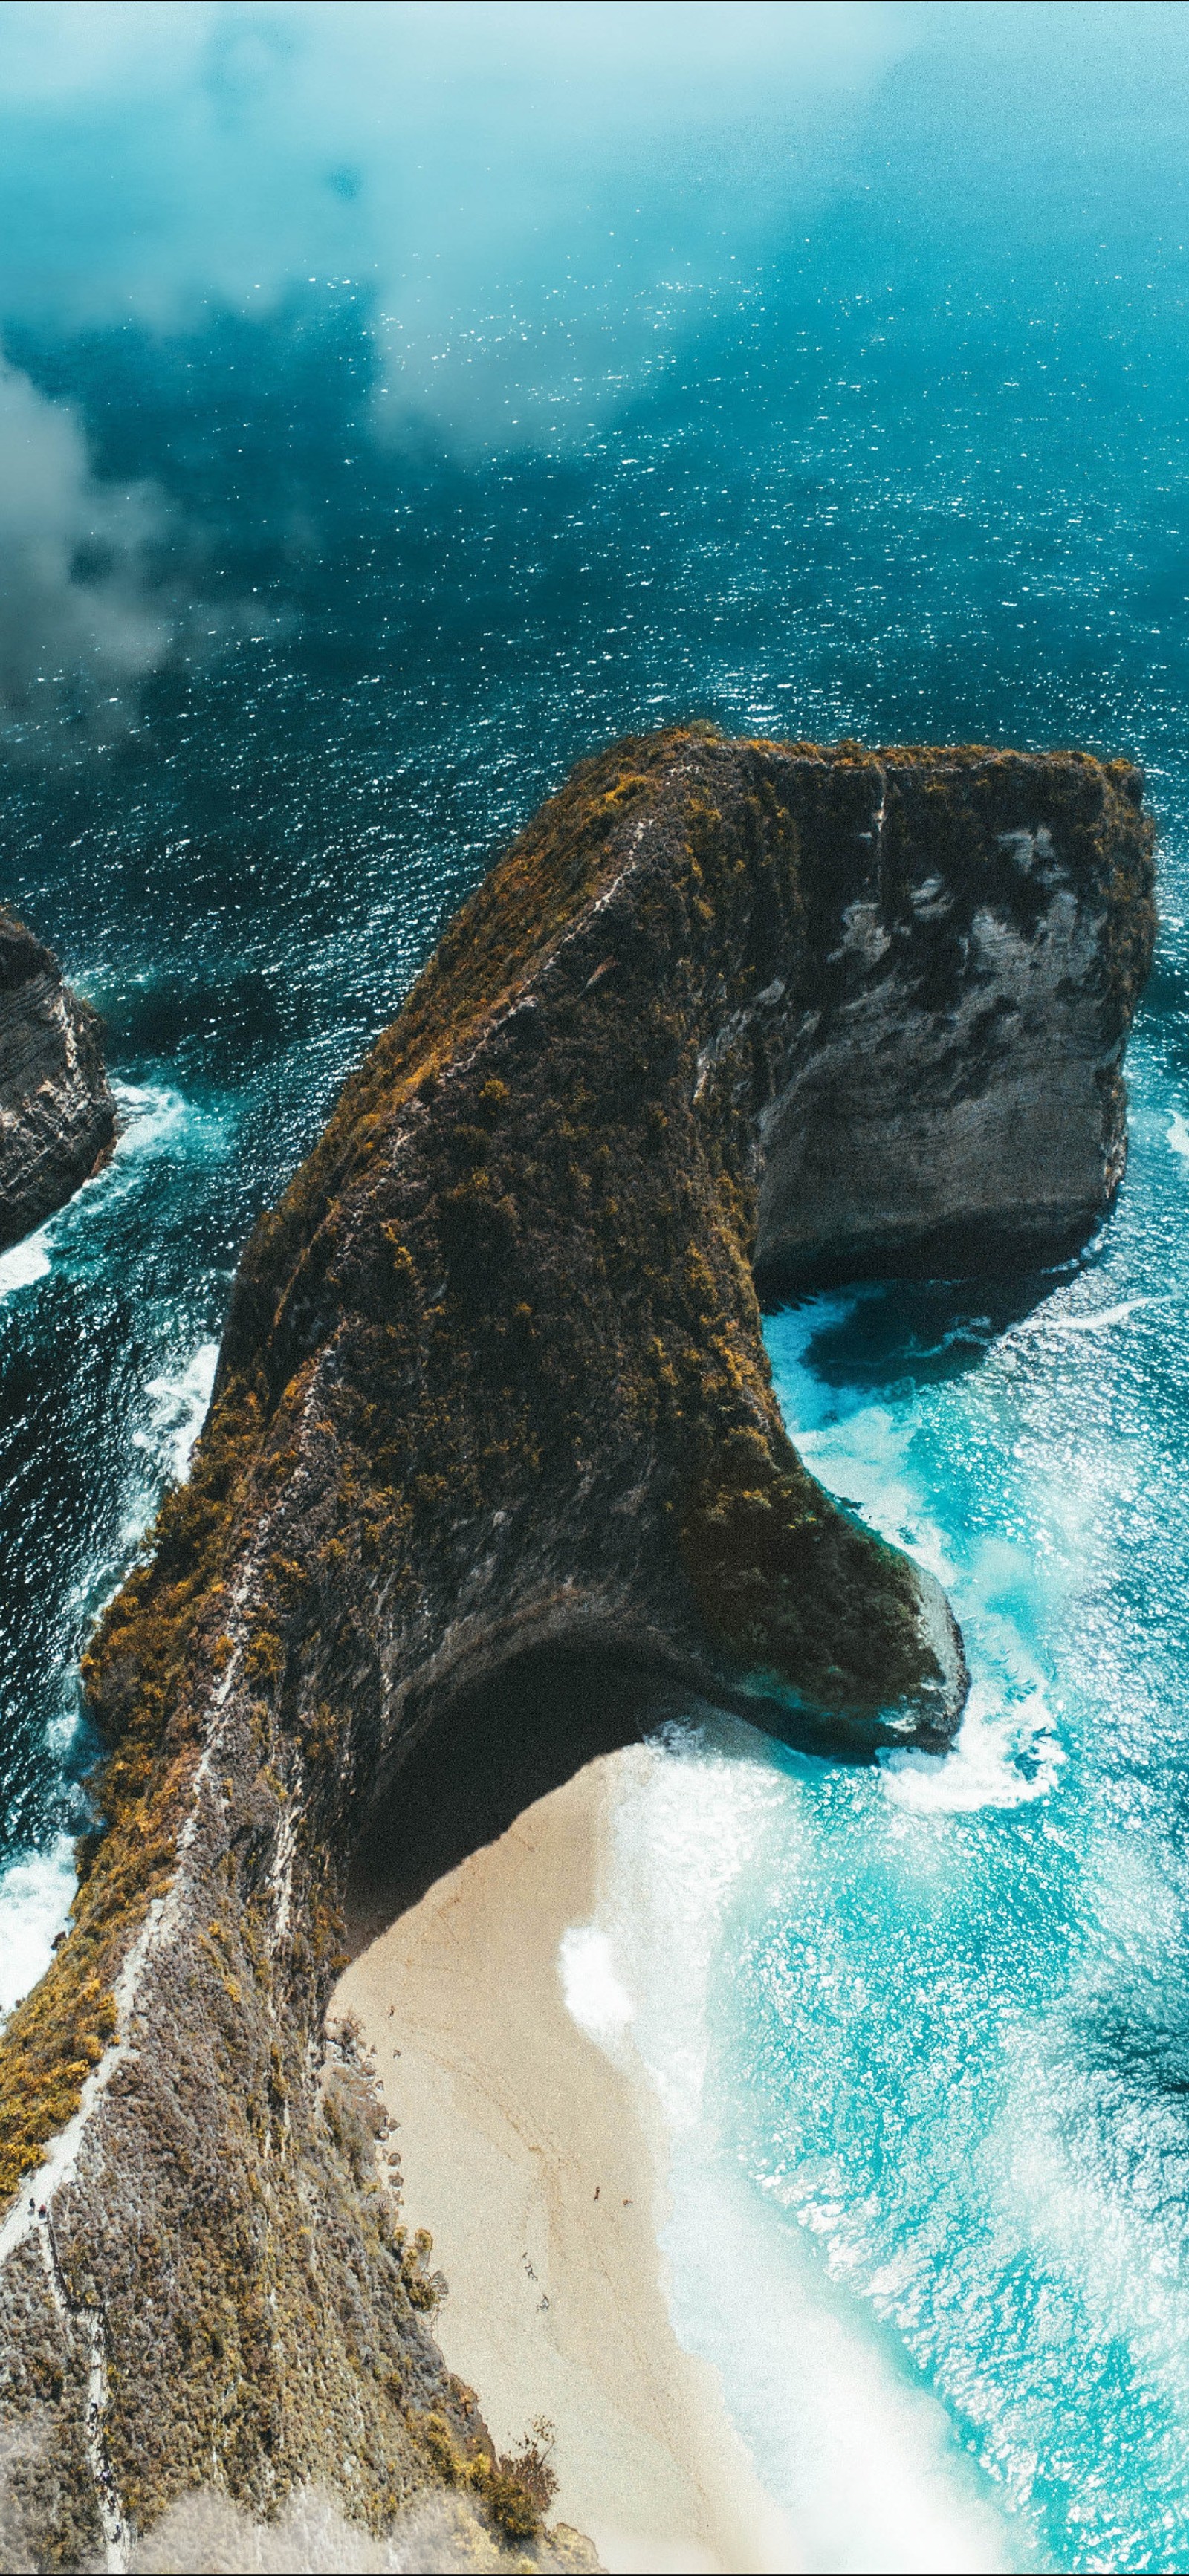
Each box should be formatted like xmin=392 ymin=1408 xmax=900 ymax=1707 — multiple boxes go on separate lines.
xmin=2 ymin=3 xmax=1189 ymax=2564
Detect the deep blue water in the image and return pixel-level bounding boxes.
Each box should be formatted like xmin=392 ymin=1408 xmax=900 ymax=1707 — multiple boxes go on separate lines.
xmin=3 ymin=4 xmax=1189 ymax=2563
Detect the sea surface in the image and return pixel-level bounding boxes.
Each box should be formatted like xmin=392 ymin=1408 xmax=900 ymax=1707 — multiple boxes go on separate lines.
xmin=3 ymin=4 xmax=1189 ymax=2566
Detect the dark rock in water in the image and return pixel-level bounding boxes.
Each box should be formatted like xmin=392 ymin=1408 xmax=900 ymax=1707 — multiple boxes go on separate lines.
xmin=0 ymin=731 xmax=1154 ymax=2566
xmin=0 ymin=907 xmax=116 ymax=1251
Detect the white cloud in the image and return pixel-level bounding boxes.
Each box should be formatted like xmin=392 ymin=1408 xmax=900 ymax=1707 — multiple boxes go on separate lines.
xmin=0 ymin=354 xmax=168 ymax=734
xmin=0 ymin=2 xmax=215 ymax=102
xmin=0 ymin=1 xmax=919 ymax=723
xmin=0 ymin=1 xmax=916 ymax=441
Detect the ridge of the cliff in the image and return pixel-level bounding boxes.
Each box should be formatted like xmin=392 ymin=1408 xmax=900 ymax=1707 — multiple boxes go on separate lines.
xmin=0 ymin=730 xmax=1155 ymax=2566
xmin=0 ymin=906 xmax=116 ymax=1253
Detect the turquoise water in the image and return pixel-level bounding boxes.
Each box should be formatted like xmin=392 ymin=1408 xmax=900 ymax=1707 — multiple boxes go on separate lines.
xmin=588 ymin=1037 xmax=1189 ymax=2572
xmin=670 ymin=1062 xmax=1189 ymax=2571
xmin=3 ymin=3 xmax=1189 ymax=2561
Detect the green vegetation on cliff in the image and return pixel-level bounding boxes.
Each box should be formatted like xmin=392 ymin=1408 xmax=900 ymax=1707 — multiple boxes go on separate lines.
xmin=0 ymin=729 xmax=1153 ymax=2561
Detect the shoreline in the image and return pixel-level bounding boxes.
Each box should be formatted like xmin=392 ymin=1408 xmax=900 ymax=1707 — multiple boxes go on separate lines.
xmin=333 ymin=1750 xmax=795 ymax=2575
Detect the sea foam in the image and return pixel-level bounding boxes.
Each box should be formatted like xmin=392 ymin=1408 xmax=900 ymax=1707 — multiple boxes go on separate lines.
xmin=0 ymin=1083 xmax=218 ymax=1310
xmin=0 ymin=1836 xmax=77 ymax=2024
xmin=559 ymin=1725 xmax=1018 ymax=2572
xmin=134 ymin=1339 xmax=219 ymax=1485
xmin=0 ymin=1081 xmax=224 ymax=2025
xmin=557 ymin=1924 xmax=635 ymax=2058
xmin=0 ymin=1229 xmax=51 ymax=1302
xmin=881 ymin=1678 xmax=1063 ymax=1816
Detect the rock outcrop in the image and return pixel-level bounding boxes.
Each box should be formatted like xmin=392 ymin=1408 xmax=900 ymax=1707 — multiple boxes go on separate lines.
xmin=0 ymin=908 xmax=115 ymax=1253
xmin=751 ymin=759 xmax=1153 ymax=1283
xmin=0 ymin=733 xmax=1155 ymax=2567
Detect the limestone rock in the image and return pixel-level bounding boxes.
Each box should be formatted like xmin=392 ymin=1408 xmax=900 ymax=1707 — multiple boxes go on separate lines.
xmin=0 ymin=732 xmax=1154 ymax=2567
xmin=0 ymin=908 xmax=115 ymax=1252
xmin=751 ymin=755 xmax=1154 ymax=1282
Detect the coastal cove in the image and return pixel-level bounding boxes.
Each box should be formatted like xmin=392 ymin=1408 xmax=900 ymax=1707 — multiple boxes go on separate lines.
xmin=3 ymin=7 xmax=1189 ymax=2568
xmin=0 ymin=706 xmax=1159 ymax=2568
xmin=331 ymin=1005 xmax=1189 ymax=2575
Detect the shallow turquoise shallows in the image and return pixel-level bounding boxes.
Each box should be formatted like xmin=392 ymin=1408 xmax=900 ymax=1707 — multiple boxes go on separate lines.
xmin=605 ymin=1051 xmax=1189 ymax=2571
xmin=3 ymin=4 xmax=1189 ymax=2564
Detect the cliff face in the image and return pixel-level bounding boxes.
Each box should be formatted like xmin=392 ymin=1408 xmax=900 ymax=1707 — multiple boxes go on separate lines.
xmin=0 ymin=734 xmax=1154 ymax=2566
xmin=751 ymin=759 xmax=1153 ymax=1282
xmin=0 ymin=909 xmax=116 ymax=1253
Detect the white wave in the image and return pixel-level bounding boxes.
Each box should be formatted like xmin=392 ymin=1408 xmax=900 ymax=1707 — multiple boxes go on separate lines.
xmin=881 ymin=1679 xmax=1063 ymax=1816
xmin=763 ymin=1291 xmax=872 ymax=1435
xmin=989 ymin=1288 xmax=1169 ymax=1357
xmin=132 ymin=1339 xmax=218 ymax=1485
xmin=105 ymin=1079 xmax=226 ymax=1182
xmin=558 ymin=1924 xmax=635 ymax=2057
xmin=565 ymin=1736 xmax=1014 ymax=2572
xmin=0 ymin=1083 xmax=222 ymax=1311
xmin=0 ymin=1835 xmax=76 ymax=2022
xmin=110 ymin=1077 xmax=189 ymax=1152
xmin=1169 ymin=1110 xmax=1189 ymax=1158
xmin=664 ymin=2157 xmax=1011 ymax=2575
xmin=59 ymin=1080 xmax=225 ymax=1233
xmin=796 ymin=1405 xmax=956 ymax=1594
xmin=0 ymin=1226 xmax=51 ymax=1302
xmin=1031 ymin=1294 xmax=1164 ymax=1338
xmin=565 ymin=1727 xmax=786 ymax=2135
xmin=69 ymin=1082 xmax=203 ymax=1216
xmin=783 ymin=1369 xmax=1067 ymax=1818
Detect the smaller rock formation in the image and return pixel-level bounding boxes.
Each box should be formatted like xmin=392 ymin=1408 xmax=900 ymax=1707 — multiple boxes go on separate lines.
xmin=0 ymin=906 xmax=116 ymax=1251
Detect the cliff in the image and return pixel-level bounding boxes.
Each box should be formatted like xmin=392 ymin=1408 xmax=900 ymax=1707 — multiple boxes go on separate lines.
xmin=0 ymin=733 xmax=1155 ymax=2567
xmin=0 ymin=909 xmax=116 ymax=1253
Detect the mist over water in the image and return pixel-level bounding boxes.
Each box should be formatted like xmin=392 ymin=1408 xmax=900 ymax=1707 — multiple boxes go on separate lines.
xmin=4 ymin=3 xmax=1189 ymax=2565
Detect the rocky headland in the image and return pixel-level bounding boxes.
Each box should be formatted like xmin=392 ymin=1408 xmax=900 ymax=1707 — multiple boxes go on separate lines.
xmin=0 ymin=907 xmax=115 ymax=1255
xmin=0 ymin=732 xmax=1155 ymax=2568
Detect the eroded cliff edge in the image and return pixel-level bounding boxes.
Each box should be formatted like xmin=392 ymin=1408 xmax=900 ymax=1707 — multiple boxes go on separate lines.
xmin=0 ymin=908 xmax=115 ymax=1253
xmin=0 ymin=734 xmax=1155 ymax=2566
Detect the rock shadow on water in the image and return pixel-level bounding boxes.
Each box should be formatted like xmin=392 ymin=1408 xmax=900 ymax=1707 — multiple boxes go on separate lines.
xmin=767 ymin=1252 xmax=1105 ymax=1402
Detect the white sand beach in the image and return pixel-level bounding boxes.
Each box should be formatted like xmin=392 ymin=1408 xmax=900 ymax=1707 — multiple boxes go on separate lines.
xmin=332 ymin=1751 xmax=796 ymax=2576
